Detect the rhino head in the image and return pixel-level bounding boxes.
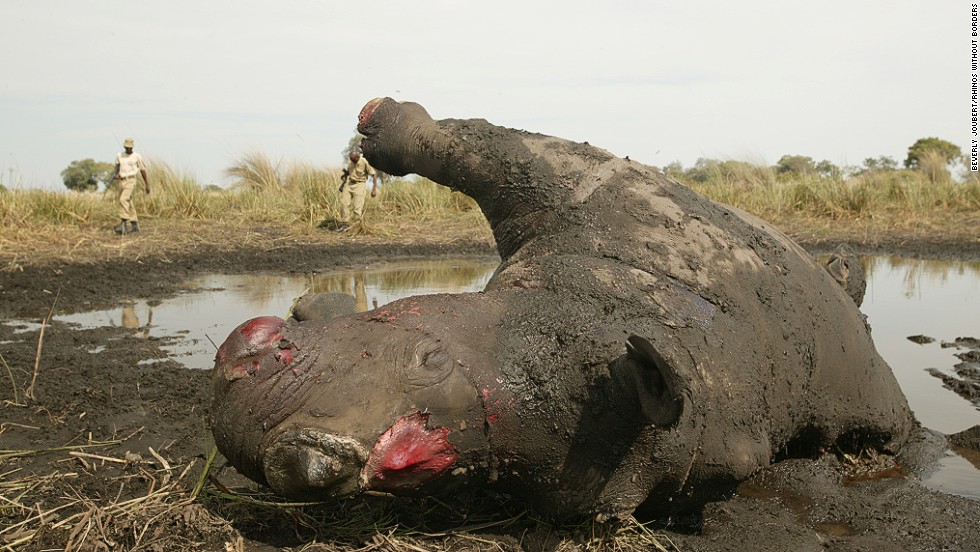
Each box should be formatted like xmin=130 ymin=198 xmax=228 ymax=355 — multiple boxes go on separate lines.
xmin=211 ymin=293 xmax=507 ymax=499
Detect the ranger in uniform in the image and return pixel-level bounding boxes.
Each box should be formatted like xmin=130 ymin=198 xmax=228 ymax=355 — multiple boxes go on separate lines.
xmin=336 ymin=149 xmax=378 ymax=232
xmin=113 ymin=138 xmax=150 ymax=234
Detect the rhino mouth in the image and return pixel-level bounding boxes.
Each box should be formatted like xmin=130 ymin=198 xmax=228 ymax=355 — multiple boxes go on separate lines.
xmin=363 ymin=411 xmax=458 ymax=492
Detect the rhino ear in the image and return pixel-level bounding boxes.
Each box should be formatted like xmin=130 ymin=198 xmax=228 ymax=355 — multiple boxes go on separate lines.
xmin=625 ymin=335 xmax=689 ymax=427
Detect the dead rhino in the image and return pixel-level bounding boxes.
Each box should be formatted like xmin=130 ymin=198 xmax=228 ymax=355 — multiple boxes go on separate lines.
xmin=210 ymin=98 xmax=913 ymax=521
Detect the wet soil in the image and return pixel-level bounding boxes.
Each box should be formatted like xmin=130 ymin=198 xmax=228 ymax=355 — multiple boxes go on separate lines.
xmin=1 ymin=224 xmax=979 ymax=551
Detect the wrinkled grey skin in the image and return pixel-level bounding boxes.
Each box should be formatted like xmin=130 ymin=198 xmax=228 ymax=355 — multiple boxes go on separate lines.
xmin=211 ymin=98 xmax=913 ymax=521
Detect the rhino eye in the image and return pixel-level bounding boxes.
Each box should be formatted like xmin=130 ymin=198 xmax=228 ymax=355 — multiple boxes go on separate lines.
xmin=404 ymin=339 xmax=454 ymax=387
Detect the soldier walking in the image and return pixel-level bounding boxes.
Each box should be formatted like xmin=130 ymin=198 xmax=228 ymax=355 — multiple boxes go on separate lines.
xmin=112 ymin=138 xmax=150 ymax=234
xmin=335 ymin=149 xmax=378 ymax=232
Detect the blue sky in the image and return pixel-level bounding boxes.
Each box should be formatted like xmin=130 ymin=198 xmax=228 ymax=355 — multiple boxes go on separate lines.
xmin=0 ymin=1 xmax=965 ymax=189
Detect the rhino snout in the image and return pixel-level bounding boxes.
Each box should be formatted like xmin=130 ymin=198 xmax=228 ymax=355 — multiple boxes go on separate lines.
xmin=262 ymin=430 xmax=369 ymax=499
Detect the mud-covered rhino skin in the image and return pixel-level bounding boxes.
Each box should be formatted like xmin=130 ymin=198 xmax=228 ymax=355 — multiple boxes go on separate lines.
xmin=211 ymin=98 xmax=913 ymax=521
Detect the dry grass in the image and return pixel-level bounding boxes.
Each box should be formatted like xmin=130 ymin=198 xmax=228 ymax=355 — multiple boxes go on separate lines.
xmin=0 ymin=448 xmax=236 ymax=551
xmin=680 ymin=162 xmax=979 ymax=228
xmin=2 ymin=155 xmax=977 ymax=269
xmin=0 ymin=438 xmax=680 ymax=551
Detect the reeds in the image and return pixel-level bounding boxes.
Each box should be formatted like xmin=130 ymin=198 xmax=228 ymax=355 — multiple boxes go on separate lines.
xmin=0 ymin=449 xmax=223 ymax=551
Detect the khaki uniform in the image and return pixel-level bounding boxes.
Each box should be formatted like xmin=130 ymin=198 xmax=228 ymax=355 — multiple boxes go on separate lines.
xmin=340 ymin=156 xmax=377 ymax=223
xmin=115 ymin=151 xmax=147 ymax=222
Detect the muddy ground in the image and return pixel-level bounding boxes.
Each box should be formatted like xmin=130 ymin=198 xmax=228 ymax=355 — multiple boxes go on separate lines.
xmin=1 ymin=225 xmax=979 ymax=551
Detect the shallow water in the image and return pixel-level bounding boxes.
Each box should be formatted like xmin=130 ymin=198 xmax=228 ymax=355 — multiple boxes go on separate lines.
xmin=55 ymin=258 xmax=500 ymax=370
xmin=859 ymin=256 xmax=980 ymax=499
xmin=861 ymin=256 xmax=980 ymax=434
xmin=35 ymin=255 xmax=980 ymax=498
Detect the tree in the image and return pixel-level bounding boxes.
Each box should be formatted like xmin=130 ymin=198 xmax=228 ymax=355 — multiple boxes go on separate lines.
xmin=775 ymin=155 xmax=816 ymax=176
xmin=342 ymin=134 xmax=366 ymax=162
xmin=663 ymin=161 xmax=685 ymax=180
xmin=861 ymin=156 xmax=898 ymax=172
xmin=685 ymin=157 xmax=718 ymax=183
xmin=814 ymin=160 xmax=841 ymax=179
xmin=904 ymin=137 xmax=961 ymax=169
xmin=61 ymin=158 xmax=115 ymax=191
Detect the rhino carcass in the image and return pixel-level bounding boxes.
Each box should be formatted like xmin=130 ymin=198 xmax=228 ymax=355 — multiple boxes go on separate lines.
xmin=210 ymin=98 xmax=913 ymax=521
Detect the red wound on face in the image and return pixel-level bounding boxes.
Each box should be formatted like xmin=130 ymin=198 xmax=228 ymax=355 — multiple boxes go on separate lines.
xmin=364 ymin=412 xmax=458 ymax=492
xmin=276 ymin=348 xmax=294 ymax=365
xmin=358 ymin=98 xmax=383 ymax=128
xmin=216 ymin=316 xmax=286 ymax=380
xmin=240 ymin=316 xmax=285 ymax=348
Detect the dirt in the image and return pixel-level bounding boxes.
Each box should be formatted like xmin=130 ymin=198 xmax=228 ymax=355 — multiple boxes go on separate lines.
xmin=1 ymin=224 xmax=979 ymax=551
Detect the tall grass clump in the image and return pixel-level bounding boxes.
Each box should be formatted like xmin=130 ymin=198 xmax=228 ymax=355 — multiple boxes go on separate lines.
xmin=0 ymin=188 xmax=109 ymax=228
xmin=375 ymin=177 xmax=480 ymax=219
xmin=289 ymin=161 xmax=343 ymax=226
xmin=225 ymin=150 xmax=284 ymax=191
xmin=684 ymin=159 xmax=778 ymax=213
xmin=140 ymin=159 xmax=213 ymax=219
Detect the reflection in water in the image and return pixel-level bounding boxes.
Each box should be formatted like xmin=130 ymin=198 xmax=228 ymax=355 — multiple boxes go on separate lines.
xmin=57 ymin=258 xmax=500 ymax=370
xmin=861 ymin=257 xmax=980 ymax=434
xmin=862 ymin=256 xmax=980 ymax=300
xmin=120 ymin=302 xmax=153 ymax=337
xmin=860 ymin=256 xmax=980 ymax=500
xmin=121 ymin=304 xmax=139 ymax=329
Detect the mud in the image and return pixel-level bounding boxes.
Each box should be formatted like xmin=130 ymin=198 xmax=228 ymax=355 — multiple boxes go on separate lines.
xmin=925 ymin=337 xmax=980 ymax=409
xmin=2 ymin=234 xmax=979 ymax=551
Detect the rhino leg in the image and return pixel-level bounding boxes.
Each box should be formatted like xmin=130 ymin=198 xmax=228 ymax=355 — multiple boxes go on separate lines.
xmin=358 ymin=96 xmax=619 ymax=259
xmin=290 ymin=292 xmax=357 ymax=322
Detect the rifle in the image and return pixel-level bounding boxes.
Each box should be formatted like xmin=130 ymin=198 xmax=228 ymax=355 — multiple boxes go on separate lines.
xmin=338 ymin=168 xmax=349 ymax=192
xmin=107 ymin=166 xmax=119 ymax=190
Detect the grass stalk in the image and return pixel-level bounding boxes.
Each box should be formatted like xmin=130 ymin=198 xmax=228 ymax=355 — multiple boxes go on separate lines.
xmin=0 ymin=353 xmax=17 ymax=405
xmin=25 ymin=290 xmax=59 ymax=401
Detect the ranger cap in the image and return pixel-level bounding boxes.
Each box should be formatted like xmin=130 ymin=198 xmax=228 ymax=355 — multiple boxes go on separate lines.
xmin=123 ymin=138 xmax=135 ymax=148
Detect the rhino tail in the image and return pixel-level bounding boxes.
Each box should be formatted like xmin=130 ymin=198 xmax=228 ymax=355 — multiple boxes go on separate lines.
xmin=624 ymin=335 xmax=694 ymax=427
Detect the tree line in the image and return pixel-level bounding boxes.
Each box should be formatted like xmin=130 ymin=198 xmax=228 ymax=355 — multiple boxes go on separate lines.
xmin=58 ymin=137 xmax=965 ymax=192
xmin=662 ymin=137 xmax=965 ymax=184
